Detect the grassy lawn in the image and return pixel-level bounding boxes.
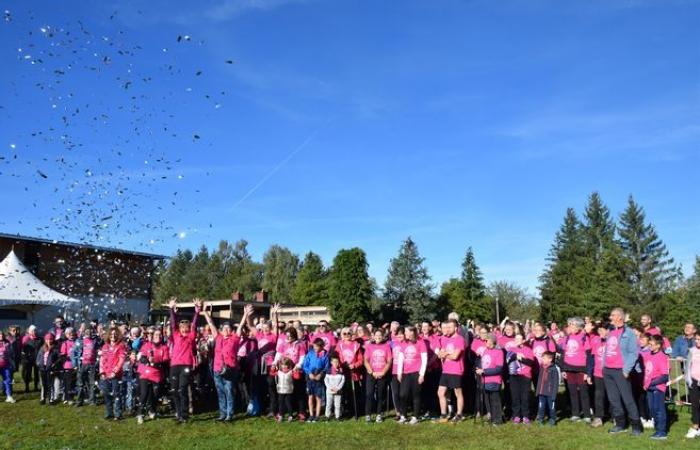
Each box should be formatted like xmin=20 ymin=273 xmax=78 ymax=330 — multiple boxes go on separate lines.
xmin=0 ymin=378 xmax=696 ymax=449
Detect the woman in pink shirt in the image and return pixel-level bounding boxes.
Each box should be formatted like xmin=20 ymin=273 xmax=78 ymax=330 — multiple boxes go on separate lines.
xmin=274 ymin=327 xmax=308 ymax=420
xmin=257 ymin=304 xmax=280 ymax=417
xmin=390 ymin=327 xmax=405 ymax=419
xmin=397 ymin=326 xmax=427 ymax=425
xmin=167 ymin=297 xmax=201 ymax=423
xmin=364 ymin=329 xmax=392 ymax=423
xmin=506 ymin=332 xmax=535 ymax=424
xmin=337 ymin=326 xmax=364 ymax=418
xmin=558 ymin=317 xmax=592 ymax=422
xmin=99 ymin=327 xmax=126 ymax=420
xmin=59 ymin=327 xmax=77 ymax=404
xmin=135 ymin=327 xmax=170 ymax=424
xmin=203 ymin=303 xmax=251 ymax=422
xmin=589 ymin=324 xmax=609 ymax=427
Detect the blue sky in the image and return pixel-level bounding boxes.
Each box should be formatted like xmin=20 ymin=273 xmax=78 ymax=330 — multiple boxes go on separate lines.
xmin=1 ymin=0 xmax=698 ymax=293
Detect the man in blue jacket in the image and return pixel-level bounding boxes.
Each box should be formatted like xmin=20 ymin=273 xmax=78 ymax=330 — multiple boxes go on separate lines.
xmin=672 ymin=322 xmax=697 ymax=360
xmin=602 ymin=307 xmax=642 ymax=436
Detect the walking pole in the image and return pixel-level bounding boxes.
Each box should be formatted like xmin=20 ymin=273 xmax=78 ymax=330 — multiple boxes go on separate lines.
xmin=351 ymin=377 xmax=358 ymax=420
xmin=386 ymin=382 xmax=391 ymax=416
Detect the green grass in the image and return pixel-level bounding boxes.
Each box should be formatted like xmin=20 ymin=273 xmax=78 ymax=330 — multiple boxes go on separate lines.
xmin=0 ymin=381 xmax=697 ymax=450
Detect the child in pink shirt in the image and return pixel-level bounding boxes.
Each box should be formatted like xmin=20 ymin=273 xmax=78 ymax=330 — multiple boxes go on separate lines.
xmin=642 ymin=335 xmax=669 ymax=440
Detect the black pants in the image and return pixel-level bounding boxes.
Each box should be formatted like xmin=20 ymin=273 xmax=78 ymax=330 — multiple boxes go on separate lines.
xmin=594 ymin=376 xmax=607 ymax=419
xmin=170 ymin=365 xmax=192 ymax=419
xmin=22 ymin=362 xmax=39 ymax=391
xmin=566 ymin=374 xmax=591 ymax=418
xmin=62 ymin=369 xmax=75 ymax=401
xmin=631 ymin=372 xmax=648 ymax=420
xmin=486 ymin=389 xmax=502 ymax=424
xmin=278 ymin=393 xmax=293 ymax=416
xmin=342 ymin=375 xmax=362 ymax=418
xmin=76 ymin=364 xmax=96 ymax=404
xmin=421 ymin=370 xmax=440 ymax=416
xmin=265 ymin=375 xmax=278 ymax=414
xmin=390 ymin=376 xmax=401 ymax=414
xmin=139 ymin=379 xmax=158 ymax=416
xmin=293 ymin=376 xmax=306 ymax=415
xmin=474 ymin=376 xmax=486 ymax=416
xmin=39 ymin=369 xmax=53 ymax=402
xmin=603 ymin=368 xmax=640 ymax=428
xmin=399 ymin=372 xmax=421 ymax=417
xmin=689 ymin=384 xmax=700 ymax=426
xmin=365 ymin=375 xmax=387 ymax=415
xmin=510 ymin=375 xmax=531 ymax=419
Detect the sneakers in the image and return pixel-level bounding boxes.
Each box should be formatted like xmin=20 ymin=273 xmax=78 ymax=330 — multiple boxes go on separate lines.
xmin=513 ymin=417 xmax=521 ymax=424
xmin=408 ymin=416 xmax=419 ymax=425
xmin=375 ymin=415 xmax=383 ymax=423
xmin=298 ymin=413 xmax=306 ymax=423
xmin=591 ymin=418 xmax=603 ymax=428
xmin=397 ymin=416 xmax=407 ymax=424
xmin=137 ymin=415 xmax=144 ymax=425
xmin=642 ymin=418 xmax=655 ymax=429
xmin=450 ymin=414 xmax=464 ymax=423
xmin=570 ymin=416 xmax=581 ymax=422
xmin=438 ymin=415 xmax=449 ymax=424
xmin=686 ymin=428 xmax=700 ymax=439
xmin=582 ymin=417 xmax=591 ymax=424
xmin=650 ymin=433 xmax=667 ymax=440
xmin=287 ymin=415 xmax=293 ymax=423
xmin=5 ymin=396 xmax=16 ymax=404
xmin=608 ymin=425 xmax=627 ymax=434
xmin=148 ymin=412 xmax=156 ymax=420
xmin=365 ymin=415 xmax=372 ymax=423
xmin=630 ymin=427 xmax=642 ymax=437
xmin=522 ymin=417 xmax=531 ymax=425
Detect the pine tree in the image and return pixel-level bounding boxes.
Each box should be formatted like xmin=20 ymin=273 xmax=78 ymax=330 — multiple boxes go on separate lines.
xmin=214 ymin=240 xmax=263 ymax=300
xmin=618 ymin=196 xmax=680 ymax=310
xmin=328 ymin=248 xmax=373 ymax=324
xmin=539 ymin=208 xmax=588 ymax=322
xmin=153 ymin=249 xmax=193 ymax=305
xmin=180 ymin=245 xmax=213 ymax=299
xmin=262 ymin=245 xmax=300 ymax=303
xmin=660 ymin=257 xmax=700 ymax=334
xmin=458 ymin=248 xmax=492 ymax=322
xmin=383 ymin=237 xmax=435 ymax=323
xmin=292 ymin=252 xmax=329 ymax=305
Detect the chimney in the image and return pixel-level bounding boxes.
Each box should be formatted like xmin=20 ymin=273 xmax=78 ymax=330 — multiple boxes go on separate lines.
xmin=254 ymin=290 xmax=268 ymax=303
xmin=231 ymin=291 xmax=244 ymax=302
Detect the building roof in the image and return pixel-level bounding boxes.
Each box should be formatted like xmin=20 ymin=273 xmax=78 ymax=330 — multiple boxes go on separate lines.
xmin=0 ymin=232 xmax=166 ymax=260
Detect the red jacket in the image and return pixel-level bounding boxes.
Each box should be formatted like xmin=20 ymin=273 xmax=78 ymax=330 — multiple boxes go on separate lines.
xmin=100 ymin=342 xmax=127 ymax=378
xmin=335 ymin=340 xmax=364 ymax=381
xmin=137 ymin=341 xmax=170 ymax=383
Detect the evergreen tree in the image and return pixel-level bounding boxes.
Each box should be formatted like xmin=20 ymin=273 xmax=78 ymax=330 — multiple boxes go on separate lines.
xmin=292 ymin=252 xmax=329 ymax=305
xmin=180 ymin=245 xmax=213 ymax=299
xmin=214 ymin=240 xmax=263 ymax=300
xmin=383 ymin=237 xmax=435 ymax=323
xmin=153 ymin=249 xmax=193 ymax=305
xmin=619 ymin=195 xmax=680 ymax=309
xmin=328 ymin=248 xmax=373 ymax=324
xmin=262 ymin=245 xmax=300 ymax=303
xmin=580 ymin=192 xmax=631 ymax=317
xmin=539 ymin=208 xmax=588 ymax=322
xmin=660 ymin=257 xmax=700 ymax=334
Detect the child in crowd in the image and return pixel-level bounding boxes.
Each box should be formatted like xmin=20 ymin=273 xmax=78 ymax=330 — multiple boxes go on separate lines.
xmin=687 ymin=332 xmax=700 ymax=439
xmin=476 ymin=334 xmax=504 ymax=426
xmin=302 ymin=338 xmax=329 ymax=423
xmin=325 ymin=355 xmax=345 ymax=420
xmin=536 ymin=351 xmax=559 ymax=426
xmin=59 ymin=328 xmax=76 ymax=404
xmin=275 ymin=358 xmax=295 ymax=422
xmin=36 ymin=333 xmax=60 ymax=404
xmin=642 ymin=335 xmax=669 ymax=440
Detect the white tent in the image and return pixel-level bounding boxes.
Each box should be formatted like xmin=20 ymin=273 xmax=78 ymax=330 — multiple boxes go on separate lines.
xmin=0 ymin=250 xmax=79 ymax=314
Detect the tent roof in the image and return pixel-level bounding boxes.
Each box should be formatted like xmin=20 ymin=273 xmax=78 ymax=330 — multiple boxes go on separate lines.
xmin=0 ymin=249 xmax=79 ymax=307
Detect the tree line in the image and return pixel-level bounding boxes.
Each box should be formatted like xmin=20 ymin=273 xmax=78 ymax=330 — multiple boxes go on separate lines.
xmin=153 ymin=192 xmax=700 ymax=334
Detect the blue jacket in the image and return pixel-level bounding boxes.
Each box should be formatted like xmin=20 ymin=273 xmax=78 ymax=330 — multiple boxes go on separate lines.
xmin=602 ymin=325 xmax=639 ymax=376
xmin=672 ymin=335 xmax=693 ymax=359
xmin=302 ymin=350 xmax=329 ymax=375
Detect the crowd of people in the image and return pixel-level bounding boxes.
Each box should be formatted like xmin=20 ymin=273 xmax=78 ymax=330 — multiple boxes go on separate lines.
xmin=1 ymin=300 xmax=699 ymax=441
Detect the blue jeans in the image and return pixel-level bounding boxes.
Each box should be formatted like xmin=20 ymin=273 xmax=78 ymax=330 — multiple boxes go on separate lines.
xmin=646 ymin=389 xmax=667 ymax=436
xmin=536 ymin=395 xmax=556 ymax=424
xmin=213 ymin=369 xmax=238 ymax=419
xmin=101 ymin=377 xmax=123 ymax=418
xmin=123 ymin=373 xmax=137 ymax=412
xmin=1 ymin=367 xmax=13 ymax=397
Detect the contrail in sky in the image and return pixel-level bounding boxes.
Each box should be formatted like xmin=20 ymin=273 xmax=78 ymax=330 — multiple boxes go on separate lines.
xmin=231 ymin=120 xmax=331 ymax=210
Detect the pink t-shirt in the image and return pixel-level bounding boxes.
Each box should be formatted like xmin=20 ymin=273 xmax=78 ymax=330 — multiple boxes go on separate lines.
xmin=277 ymin=340 xmax=307 ymax=366
xmin=392 ymin=341 xmax=405 ymax=375
xmin=470 ymin=338 xmax=487 ymax=359
xmin=424 ymin=334 xmax=442 ymax=370
xmin=256 ymin=332 xmax=278 ymax=366
xmin=562 ymin=332 xmax=590 ymax=368
xmin=530 ymin=336 xmax=556 ymax=367
xmin=336 ymin=340 xmax=361 ymax=367
xmin=641 ymin=350 xmax=668 ymax=392
xmin=604 ymin=327 xmax=625 ymax=369
xmin=213 ymin=334 xmax=241 ymax=373
xmin=0 ymin=342 xmax=10 ymax=368
xmin=590 ymin=336 xmax=606 ymax=379
xmin=481 ymin=348 xmax=504 ymax=385
xmin=81 ymin=337 xmax=97 ymax=365
xmin=497 ymin=334 xmax=517 ymax=352
xmin=512 ymin=345 xmax=534 ymax=379
xmin=311 ymin=331 xmax=336 ymax=352
xmin=60 ymin=340 xmax=76 ymax=369
xmin=365 ymin=342 xmax=392 ymax=373
xmin=401 ymin=339 xmax=427 ymax=374
xmin=439 ymin=334 xmax=466 ymax=376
